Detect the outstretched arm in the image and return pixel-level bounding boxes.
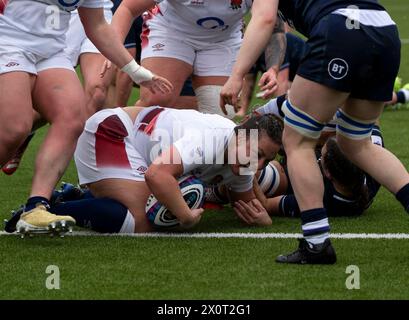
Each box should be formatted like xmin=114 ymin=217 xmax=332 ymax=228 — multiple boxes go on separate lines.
xmin=220 ymin=0 xmax=279 ymax=111
xmin=111 ymin=0 xmax=156 ymax=44
xmin=258 ymin=17 xmax=287 ymax=99
xmin=78 ymin=6 xmax=172 ymax=93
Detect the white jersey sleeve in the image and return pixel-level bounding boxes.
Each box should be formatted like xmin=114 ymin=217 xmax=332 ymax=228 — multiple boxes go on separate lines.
xmin=173 ymin=130 xmax=213 ymax=175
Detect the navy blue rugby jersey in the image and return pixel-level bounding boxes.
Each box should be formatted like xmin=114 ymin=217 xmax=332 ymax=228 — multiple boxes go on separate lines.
xmin=278 ymin=0 xmax=385 ymax=36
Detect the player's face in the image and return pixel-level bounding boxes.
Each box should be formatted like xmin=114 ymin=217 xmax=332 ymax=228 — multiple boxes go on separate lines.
xmin=230 ymin=134 xmax=281 ymax=176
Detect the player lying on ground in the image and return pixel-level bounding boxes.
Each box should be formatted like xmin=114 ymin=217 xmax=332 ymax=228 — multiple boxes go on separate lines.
xmin=221 ymin=0 xmax=409 ymax=265
xmin=206 ymin=96 xmax=383 ymax=225
xmin=6 ymin=107 xmax=283 ymax=233
xmin=387 ymin=84 xmax=409 ymax=107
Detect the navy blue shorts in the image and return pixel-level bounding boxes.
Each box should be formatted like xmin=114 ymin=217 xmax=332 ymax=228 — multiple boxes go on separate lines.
xmin=297 ymin=13 xmax=401 ymax=101
xmin=282 ymin=33 xmax=307 ymax=82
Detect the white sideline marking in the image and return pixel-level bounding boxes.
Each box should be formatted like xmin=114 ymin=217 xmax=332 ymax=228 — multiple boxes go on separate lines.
xmin=1 ymin=231 xmax=409 ymax=239
xmin=402 ymin=38 xmax=409 ymax=44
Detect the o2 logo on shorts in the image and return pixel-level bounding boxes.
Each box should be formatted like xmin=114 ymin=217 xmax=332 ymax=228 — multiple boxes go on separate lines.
xmin=196 ymin=17 xmax=229 ymax=31
xmin=328 ymin=58 xmax=349 ymax=80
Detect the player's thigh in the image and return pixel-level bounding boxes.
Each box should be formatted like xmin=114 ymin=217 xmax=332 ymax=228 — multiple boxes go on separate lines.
xmin=336 ymin=98 xmax=384 ymax=153
xmin=0 ymin=46 xmax=37 ymax=129
xmin=89 ymin=178 xmax=150 ymax=210
xmin=88 ymin=178 xmax=151 ymax=231
xmin=33 ymin=68 xmax=85 ymax=124
xmin=0 ymin=71 xmax=35 ymax=130
xmin=342 ymin=98 xmax=384 ymax=122
xmin=139 ymin=57 xmax=193 ymax=104
xmin=193 ymin=36 xmax=241 ymax=79
xmin=192 ymin=75 xmax=228 ymax=88
xmin=140 ymin=27 xmax=194 ymax=104
xmin=289 ymin=75 xmax=349 ymax=124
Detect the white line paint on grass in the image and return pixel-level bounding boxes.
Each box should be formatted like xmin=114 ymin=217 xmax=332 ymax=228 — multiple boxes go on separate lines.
xmin=1 ymin=231 xmax=409 ymax=239
xmin=402 ymin=38 xmax=409 ymax=44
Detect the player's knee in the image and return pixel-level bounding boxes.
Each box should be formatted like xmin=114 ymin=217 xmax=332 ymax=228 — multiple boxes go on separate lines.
xmin=335 ymin=109 xmax=375 ymax=158
xmin=336 ymin=135 xmax=371 ymax=161
xmin=86 ymin=81 xmax=108 ymax=108
xmin=282 ymin=126 xmax=316 ymax=155
xmin=53 ymin=108 xmax=85 ymax=137
xmin=138 ymin=91 xmax=173 ymax=107
xmin=0 ymin=121 xmax=31 ymax=151
xmin=282 ymin=99 xmax=325 ymax=142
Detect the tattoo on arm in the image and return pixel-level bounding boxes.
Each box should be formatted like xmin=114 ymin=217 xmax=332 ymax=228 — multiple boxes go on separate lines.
xmin=264 ymin=17 xmax=287 ymax=71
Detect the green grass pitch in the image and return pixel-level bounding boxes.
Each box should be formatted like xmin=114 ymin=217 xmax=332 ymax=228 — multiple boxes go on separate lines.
xmin=1 ymin=0 xmax=409 ymax=300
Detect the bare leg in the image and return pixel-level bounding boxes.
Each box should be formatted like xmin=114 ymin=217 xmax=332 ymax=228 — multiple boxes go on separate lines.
xmin=31 ymin=68 xmax=86 ymax=199
xmin=88 ymin=178 xmax=152 ymax=233
xmin=284 ymin=76 xmax=349 ymax=211
xmin=80 ymin=53 xmax=116 ymax=117
xmin=0 ymin=72 xmax=35 ymax=165
xmin=137 ymin=57 xmax=193 ymax=108
xmin=338 ymin=98 xmax=409 ymax=194
xmin=115 ymin=47 xmax=136 ymax=107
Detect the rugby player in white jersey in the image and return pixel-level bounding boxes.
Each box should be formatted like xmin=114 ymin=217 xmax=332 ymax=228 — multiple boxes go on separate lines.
xmin=67 ymin=107 xmax=283 ymax=232
xmin=64 ymin=0 xmax=117 ymax=117
xmin=110 ymin=0 xmax=282 ymax=118
xmin=2 ymin=0 xmax=115 ymax=176
xmin=0 ymin=0 xmax=172 ymax=235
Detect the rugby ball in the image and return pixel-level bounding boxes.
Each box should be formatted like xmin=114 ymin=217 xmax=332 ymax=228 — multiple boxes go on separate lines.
xmin=146 ymin=175 xmax=205 ymax=229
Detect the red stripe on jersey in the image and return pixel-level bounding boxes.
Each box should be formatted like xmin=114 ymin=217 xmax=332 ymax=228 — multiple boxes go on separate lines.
xmin=95 ymin=115 xmax=131 ymax=169
xmin=0 ymin=0 xmax=8 ymax=14
xmin=138 ymin=107 xmax=164 ymax=135
xmin=140 ymin=6 xmax=162 ymax=49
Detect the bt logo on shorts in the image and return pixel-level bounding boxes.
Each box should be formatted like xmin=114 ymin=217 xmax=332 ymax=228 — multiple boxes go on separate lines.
xmin=328 ymin=58 xmax=349 ymax=80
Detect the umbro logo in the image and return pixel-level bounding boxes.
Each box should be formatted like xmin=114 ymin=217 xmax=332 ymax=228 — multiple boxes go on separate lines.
xmin=152 ymin=43 xmax=165 ymax=51
xmin=5 ymin=61 xmax=19 ymax=67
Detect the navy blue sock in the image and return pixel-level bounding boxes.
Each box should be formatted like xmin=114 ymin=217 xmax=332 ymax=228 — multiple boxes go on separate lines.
xmin=25 ymin=196 xmax=50 ymax=211
xmin=396 ymin=183 xmax=409 ymax=212
xmin=82 ymin=190 xmax=94 ymax=199
xmin=50 ymin=198 xmax=129 ymax=233
xmin=301 ymin=208 xmax=330 ymax=245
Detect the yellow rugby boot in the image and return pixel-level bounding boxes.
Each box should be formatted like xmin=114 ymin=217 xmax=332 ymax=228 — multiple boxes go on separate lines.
xmin=16 ymin=204 xmax=75 ymax=238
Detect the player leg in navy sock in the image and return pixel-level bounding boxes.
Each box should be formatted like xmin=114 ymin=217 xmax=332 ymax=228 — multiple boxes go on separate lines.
xmin=50 ymin=198 xmax=136 ymax=233
xmin=396 ymin=183 xmax=409 ymax=213
xmin=276 ymin=207 xmax=336 ymax=264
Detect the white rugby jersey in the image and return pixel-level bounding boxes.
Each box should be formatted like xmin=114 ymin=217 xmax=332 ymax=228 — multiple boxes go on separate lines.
xmin=133 ymin=107 xmax=254 ymax=193
xmin=0 ymin=0 xmax=103 ymax=58
xmin=150 ymin=0 xmax=253 ymax=41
